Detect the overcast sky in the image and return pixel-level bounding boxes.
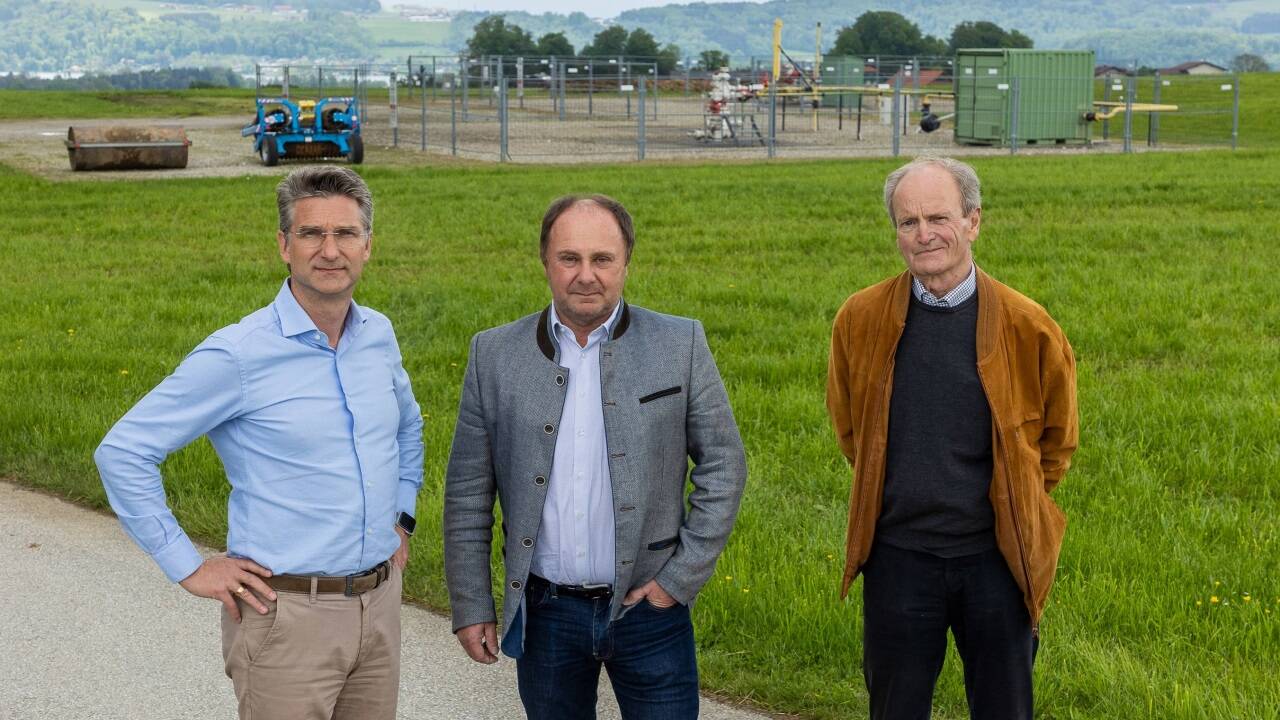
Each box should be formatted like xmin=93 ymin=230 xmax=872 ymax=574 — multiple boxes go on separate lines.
xmin=422 ymin=0 xmax=759 ymax=18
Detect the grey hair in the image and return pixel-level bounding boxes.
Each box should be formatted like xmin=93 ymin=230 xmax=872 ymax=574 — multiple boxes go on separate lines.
xmin=276 ymin=165 xmax=373 ymax=235
xmin=883 ymin=156 xmax=981 ymax=224
xmin=540 ymin=194 xmax=635 ymax=264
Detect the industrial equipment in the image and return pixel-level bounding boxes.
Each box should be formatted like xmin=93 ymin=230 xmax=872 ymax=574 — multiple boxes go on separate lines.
xmin=242 ymin=96 xmax=363 ymax=166
xmin=64 ymin=125 xmax=191 ymax=171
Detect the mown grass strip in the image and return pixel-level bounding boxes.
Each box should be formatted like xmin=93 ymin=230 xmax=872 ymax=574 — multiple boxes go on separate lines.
xmin=1 ymin=152 xmax=1278 ymax=719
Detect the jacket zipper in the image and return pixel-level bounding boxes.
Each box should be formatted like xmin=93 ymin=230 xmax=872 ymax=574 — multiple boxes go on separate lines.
xmin=851 ymin=350 xmax=896 ymax=578
xmin=1000 ymin=425 xmax=1039 ymax=639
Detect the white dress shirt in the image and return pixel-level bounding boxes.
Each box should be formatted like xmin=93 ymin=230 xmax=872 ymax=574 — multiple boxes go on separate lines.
xmin=530 ymin=301 xmax=623 ymax=586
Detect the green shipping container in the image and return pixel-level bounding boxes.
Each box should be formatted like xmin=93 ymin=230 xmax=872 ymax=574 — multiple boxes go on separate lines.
xmin=954 ymin=49 xmax=1095 ymax=146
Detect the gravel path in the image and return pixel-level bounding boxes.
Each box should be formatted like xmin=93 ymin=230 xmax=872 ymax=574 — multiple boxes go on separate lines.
xmin=0 ymin=481 xmax=769 ymax=720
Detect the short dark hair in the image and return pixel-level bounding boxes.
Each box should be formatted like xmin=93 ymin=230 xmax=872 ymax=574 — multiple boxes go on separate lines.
xmin=277 ymin=165 xmax=373 ymax=235
xmin=539 ymin=194 xmax=635 ymax=264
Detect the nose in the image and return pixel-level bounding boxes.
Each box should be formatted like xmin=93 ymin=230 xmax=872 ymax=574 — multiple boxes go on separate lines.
xmin=912 ymin=220 xmax=932 ymax=245
xmin=319 ymin=233 xmax=342 ymax=259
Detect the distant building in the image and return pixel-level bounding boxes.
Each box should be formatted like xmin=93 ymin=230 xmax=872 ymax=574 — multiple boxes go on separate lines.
xmin=1094 ymin=64 xmax=1132 ymax=77
xmin=1160 ymin=61 xmax=1228 ymax=75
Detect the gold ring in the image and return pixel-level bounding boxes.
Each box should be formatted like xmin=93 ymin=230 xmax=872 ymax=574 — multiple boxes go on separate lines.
xmin=234 ymin=585 xmax=246 ymax=595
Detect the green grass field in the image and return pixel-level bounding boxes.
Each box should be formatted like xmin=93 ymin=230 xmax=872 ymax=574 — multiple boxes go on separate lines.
xmin=0 ymin=88 xmax=257 ymax=120
xmin=2 ymin=134 xmax=1279 ymax=715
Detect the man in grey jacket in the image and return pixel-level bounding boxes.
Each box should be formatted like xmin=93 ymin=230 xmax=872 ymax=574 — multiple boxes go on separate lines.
xmin=443 ymin=194 xmax=747 ymax=720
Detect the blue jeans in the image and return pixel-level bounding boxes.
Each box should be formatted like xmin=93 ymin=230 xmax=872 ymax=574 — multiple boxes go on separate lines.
xmin=516 ymin=577 xmax=699 ymax=720
xmin=861 ymin=543 xmax=1038 ymax=720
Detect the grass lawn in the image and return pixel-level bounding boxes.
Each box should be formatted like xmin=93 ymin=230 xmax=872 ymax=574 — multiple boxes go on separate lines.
xmin=0 ymin=88 xmax=258 ymax=120
xmin=1 ymin=150 xmax=1278 ymax=718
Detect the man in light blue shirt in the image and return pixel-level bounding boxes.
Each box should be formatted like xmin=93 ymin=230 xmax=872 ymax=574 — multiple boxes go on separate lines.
xmin=95 ymin=166 xmax=423 ymax=720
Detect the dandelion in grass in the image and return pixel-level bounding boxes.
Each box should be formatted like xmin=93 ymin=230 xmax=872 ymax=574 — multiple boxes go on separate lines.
xmin=1196 ymin=600 xmax=1202 ymax=607
xmin=119 ymin=369 xmax=129 ymax=375
xmin=742 ymin=588 xmax=749 ymax=593
xmin=1211 ymin=596 xmax=1220 ymax=604
xmin=724 ymin=575 xmax=733 ymax=582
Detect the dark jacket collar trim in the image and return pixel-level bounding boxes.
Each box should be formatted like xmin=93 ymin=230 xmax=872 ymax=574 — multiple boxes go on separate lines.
xmin=535 ymin=302 xmax=631 ymax=361
xmin=536 ymin=307 xmax=555 ymax=361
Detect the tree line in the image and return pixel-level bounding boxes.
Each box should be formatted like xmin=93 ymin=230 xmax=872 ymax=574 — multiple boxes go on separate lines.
xmin=463 ymin=11 xmax=1034 ymax=71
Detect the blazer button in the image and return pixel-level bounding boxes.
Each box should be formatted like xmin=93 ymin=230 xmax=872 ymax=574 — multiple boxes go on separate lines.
xmin=555 ymin=374 xmax=565 ymax=386
xmin=543 ymin=424 xmax=554 ymax=434
xmin=521 ymin=537 xmax=534 ymax=548
xmin=534 ymin=475 xmax=546 ymax=486
xmin=510 ymin=580 xmax=522 ymax=590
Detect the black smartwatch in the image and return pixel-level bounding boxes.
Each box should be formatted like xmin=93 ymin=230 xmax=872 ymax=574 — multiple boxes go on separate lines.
xmin=396 ymin=511 xmax=416 ymax=536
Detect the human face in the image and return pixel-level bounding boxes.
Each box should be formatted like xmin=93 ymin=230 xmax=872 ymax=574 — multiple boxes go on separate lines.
xmin=277 ymin=195 xmax=370 ymax=302
xmin=890 ymin=165 xmax=980 ymax=293
xmin=543 ymin=203 xmax=628 ymax=340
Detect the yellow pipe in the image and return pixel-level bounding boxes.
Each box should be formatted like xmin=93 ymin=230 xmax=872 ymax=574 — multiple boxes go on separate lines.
xmin=772 ymin=19 xmax=782 ymax=83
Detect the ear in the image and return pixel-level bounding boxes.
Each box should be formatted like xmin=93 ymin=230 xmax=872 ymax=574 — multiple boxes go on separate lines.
xmin=966 ymin=207 xmax=982 ymax=241
xmin=363 ymin=232 xmax=373 ymax=262
xmin=277 ymin=230 xmax=290 ymax=264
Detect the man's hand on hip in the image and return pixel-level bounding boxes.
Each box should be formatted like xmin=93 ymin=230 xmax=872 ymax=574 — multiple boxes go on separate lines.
xmin=392 ymin=525 xmax=410 ymax=570
xmin=623 ymin=579 xmax=677 ymax=609
xmin=178 ymin=553 xmax=275 ymax=623
xmin=456 ymin=622 xmax=499 ymax=664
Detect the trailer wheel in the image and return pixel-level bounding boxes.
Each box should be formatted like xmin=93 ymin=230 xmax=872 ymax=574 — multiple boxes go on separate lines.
xmin=348 ymin=135 xmax=364 ymax=165
xmin=260 ymin=138 xmax=279 ymax=166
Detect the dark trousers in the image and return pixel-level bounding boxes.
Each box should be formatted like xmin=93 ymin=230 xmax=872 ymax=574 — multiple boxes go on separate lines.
xmin=516 ymin=577 xmax=699 ymax=720
xmin=862 ymin=543 xmax=1037 ymax=720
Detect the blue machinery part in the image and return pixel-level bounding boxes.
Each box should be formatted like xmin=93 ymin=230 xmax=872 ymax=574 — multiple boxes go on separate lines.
xmin=241 ymin=96 xmax=363 ymax=166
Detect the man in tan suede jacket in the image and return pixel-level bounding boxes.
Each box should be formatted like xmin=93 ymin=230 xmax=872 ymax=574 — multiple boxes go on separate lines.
xmin=826 ymin=156 xmax=1078 ymax=720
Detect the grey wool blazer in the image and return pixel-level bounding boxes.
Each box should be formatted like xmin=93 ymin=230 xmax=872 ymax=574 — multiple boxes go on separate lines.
xmin=443 ymin=302 xmax=747 ymax=649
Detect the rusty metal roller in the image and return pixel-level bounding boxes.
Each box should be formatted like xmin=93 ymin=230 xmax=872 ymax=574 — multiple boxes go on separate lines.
xmin=65 ymin=125 xmax=191 ymax=171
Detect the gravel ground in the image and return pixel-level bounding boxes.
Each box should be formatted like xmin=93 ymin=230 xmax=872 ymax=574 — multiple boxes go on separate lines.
xmin=0 ymin=97 xmax=1175 ymax=181
xmin=0 ymin=481 xmax=772 ymax=720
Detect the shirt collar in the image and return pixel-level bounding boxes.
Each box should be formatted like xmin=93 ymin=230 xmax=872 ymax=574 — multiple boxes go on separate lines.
xmin=550 ymin=299 xmax=623 ymax=345
xmin=912 ymin=264 xmax=977 ymax=308
xmin=272 ymin=278 xmax=366 ymax=339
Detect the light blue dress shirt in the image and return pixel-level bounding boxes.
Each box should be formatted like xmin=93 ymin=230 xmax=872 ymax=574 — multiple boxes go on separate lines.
xmin=530 ymin=301 xmax=623 ymax=586
xmin=94 ymin=279 xmax=424 ymax=583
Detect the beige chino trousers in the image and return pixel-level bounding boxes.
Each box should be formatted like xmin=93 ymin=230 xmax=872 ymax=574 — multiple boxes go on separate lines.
xmin=220 ymin=563 xmax=402 ymax=720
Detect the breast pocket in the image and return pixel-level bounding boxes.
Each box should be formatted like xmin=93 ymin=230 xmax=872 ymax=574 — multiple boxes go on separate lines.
xmin=638 ymin=386 xmax=682 ymax=404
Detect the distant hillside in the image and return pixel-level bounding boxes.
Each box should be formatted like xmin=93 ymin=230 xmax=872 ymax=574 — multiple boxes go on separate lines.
xmin=432 ymin=1 xmax=1280 ymax=68
xmin=4 ymin=0 xmax=1278 ymax=72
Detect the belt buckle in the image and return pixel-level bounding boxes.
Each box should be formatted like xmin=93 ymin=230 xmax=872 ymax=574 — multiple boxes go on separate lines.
xmin=344 ymin=574 xmax=355 ymax=597
xmin=579 ymin=583 xmax=610 ymax=599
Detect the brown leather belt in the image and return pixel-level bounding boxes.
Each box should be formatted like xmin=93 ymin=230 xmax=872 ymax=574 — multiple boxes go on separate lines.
xmin=266 ymin=561 xmax=391 ymax=596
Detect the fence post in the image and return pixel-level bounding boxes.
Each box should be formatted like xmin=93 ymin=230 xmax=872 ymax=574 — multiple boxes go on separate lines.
xmin=1150 ymin=71 xmax=1161 ymax=147
xmin=420 ymin=71 xmax=427 ymax=151
xmin=559 ymin=62 xmax=567 ymax=122
xmin=892 ymin=75 xmax=902 ymax=157
xmin=652 ymin=62 xmax=659 ymax=120
xmin=767 ymin=81 xmax=777 ymax=158
xmin=1102 ymin=73 xmax=1111 ymax=140
xmin=461 ymin=57 xmax=470 ymax=120
xmin=499 ymin=77 xmax=509 ymax=162
xmin=1231 ymin=74 xmax=1240 ymax=151
xmin=406 ymin=57 xmax=413 ymax=100
xmin=431 ymin=57 xmax=437 ymax=101
xmin=1009 ymin=77 xmax=1020 ymax=155
xmin=389 ymin=71 xmax=399 ymax=147
xmin=450 ymin=79 xmax=457 ymax=156
xmin=281 ymin=66 xmax=289 ymax=99
xmin=588 ymin=62 xmax=594 ymax=116
xmin=637 ymin=78 xmax=647 ymax=160
xmin=317 ymin=65 xmax=322 ymax=96
xmin=1123 ymin=74 xmax=1134 ymax=153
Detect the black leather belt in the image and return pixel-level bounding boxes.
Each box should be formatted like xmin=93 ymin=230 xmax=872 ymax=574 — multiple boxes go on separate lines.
xmin=528 ymin=573 xmax=613 ymax=600
xmin=267 ymin=561 xmax=391 ymax=596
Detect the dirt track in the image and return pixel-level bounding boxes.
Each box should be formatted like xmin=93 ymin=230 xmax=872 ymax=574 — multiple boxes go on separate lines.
xmin=0 ymin=95 xmax=1174 ymax=181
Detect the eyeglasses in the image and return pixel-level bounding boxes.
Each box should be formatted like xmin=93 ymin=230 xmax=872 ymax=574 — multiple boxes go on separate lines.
xmin=289 ymin=227 xmax=367 ymax=249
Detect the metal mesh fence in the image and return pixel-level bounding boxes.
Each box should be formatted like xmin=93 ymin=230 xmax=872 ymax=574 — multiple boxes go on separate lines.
xmin=253 ymin=62 xmax=1244 ymax=165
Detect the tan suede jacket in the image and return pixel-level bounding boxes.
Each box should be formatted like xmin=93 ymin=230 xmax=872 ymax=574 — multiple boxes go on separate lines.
xmin=826 ymin=267 xmax=1078 ymax=624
